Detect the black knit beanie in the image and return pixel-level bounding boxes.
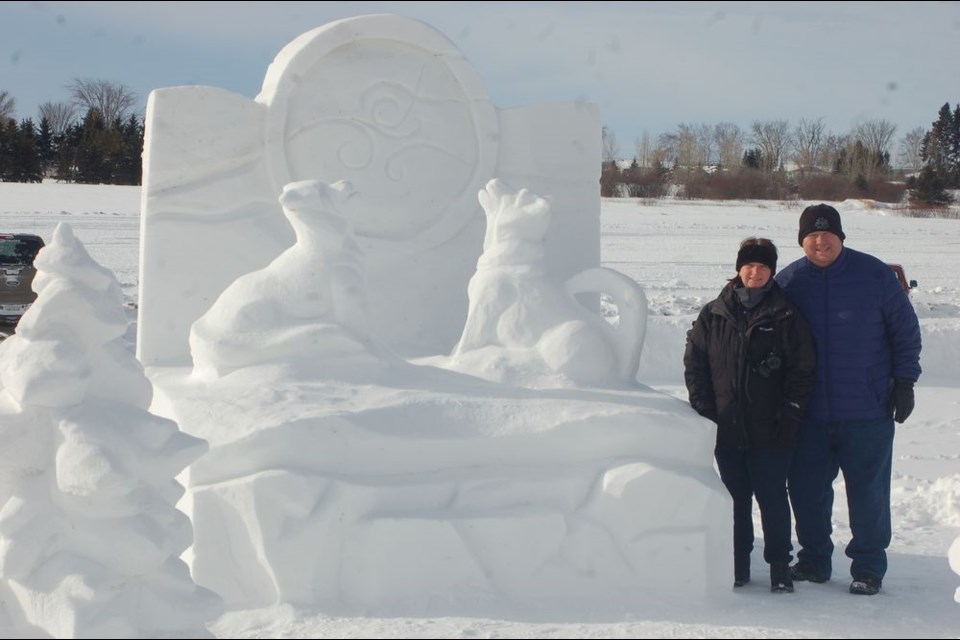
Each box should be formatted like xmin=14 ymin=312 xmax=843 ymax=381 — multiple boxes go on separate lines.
xmin=798 ymin=204 xmax=845 ymax=246
xmin=736 ymin=241 xmax=778 ymax=274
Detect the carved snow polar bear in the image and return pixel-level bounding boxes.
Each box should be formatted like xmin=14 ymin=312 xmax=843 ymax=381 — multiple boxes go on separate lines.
xmin=190 ymin=180 xmax=384 ymax=378
xmin=452 ymin=179 xmax=647 ymax=387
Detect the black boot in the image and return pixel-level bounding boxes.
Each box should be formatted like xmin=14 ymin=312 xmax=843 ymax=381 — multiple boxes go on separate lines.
xmin=770 ymin=563 xmax=794 ymax=593
xmin=849 ymin=576 xmax=882 ymax=595
xmin=734 ymin=553 xmax=751 ymax=587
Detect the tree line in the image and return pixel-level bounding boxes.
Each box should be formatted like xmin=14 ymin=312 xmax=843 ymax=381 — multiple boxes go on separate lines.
xmin=0 ymin=80 xmax=143 ymax=185
xmin=3 ymin=81 xmax=958 ymax=207
xmin=602 ymin=102 xmax=959 ymax=207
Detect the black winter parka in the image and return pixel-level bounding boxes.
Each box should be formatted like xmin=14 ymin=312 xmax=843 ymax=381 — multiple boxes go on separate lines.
xmin=683 ymin=280 xmax=816 ymax=450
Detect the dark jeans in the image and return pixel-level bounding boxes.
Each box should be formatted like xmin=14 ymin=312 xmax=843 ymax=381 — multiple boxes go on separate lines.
xmin=788 ymin=416 xmax=894 ymax=580
xmin=715 ymin=446 xmax=794 ymax=575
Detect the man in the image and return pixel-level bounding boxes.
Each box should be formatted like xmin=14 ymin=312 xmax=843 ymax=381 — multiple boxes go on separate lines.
xmin=775 ymin=204 xmax=921 ymax=596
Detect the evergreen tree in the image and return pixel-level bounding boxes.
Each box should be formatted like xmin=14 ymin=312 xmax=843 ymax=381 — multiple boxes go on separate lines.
xmin=908 ymin=166 xmax=953 ymax=205
xmin=74 ymin=109 xmax=117 ymax=184
xmin=913 ymin=102 xmax=960 ymax=204
xmin=0 ymin=118 xmax=42 ymax=183
xmin=36 ymin=117 xmax=55 ymax=178
xmin=599 ymin=159 xmax=621 ymax=197
xmin=113 ymin=113 xmax=143 ymax=185
xmin=0 ymin=117 xmax=13 ymax=180
xmin=921 ymin=103 xmax=957 ymax=186
xmin=15 ymin=119 xmax=41 ymax=182
xmin=742 ymin=148 xmax=763 ymax=170
xmin=54 ymin=120 xmax=83 ymax=182
xmin=0 ymin=90 xmax=14 ymax=121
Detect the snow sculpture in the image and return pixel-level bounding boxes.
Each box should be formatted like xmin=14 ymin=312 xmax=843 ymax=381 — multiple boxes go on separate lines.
xmin=137 ymin=13 xmax=600 ymax=366
xmin=0 ymin=224 xmax=222 ymax=638
xmin=139 ymin=14 xmax=732 ymax=617
xmin=168 ymin=170 xmax=722 ymax=611
xmin=451 ymin=179 xmax=646 ymax=386
xmin=190 ymin=179 xmax=385 ymax=378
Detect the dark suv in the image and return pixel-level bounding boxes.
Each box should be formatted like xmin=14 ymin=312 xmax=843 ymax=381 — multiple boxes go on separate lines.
xmin=0 ymin=233 xmax=45 ymax=326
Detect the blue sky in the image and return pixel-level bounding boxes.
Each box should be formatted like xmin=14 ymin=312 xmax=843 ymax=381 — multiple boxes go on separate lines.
xmin=2 ymin=1 xmax=959 ymax=155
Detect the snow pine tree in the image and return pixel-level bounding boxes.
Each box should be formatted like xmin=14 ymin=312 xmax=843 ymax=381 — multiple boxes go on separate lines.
xmin=0 ymin=223 xmax=222 ymax=638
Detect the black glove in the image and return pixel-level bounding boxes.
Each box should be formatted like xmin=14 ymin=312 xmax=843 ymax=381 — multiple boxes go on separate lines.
xmin=889 ymin=379 xmax=915 ymax=424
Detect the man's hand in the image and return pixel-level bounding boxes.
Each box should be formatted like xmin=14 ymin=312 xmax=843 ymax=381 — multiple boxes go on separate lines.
xmin=890 ymin=379 xmax=915 ymax=424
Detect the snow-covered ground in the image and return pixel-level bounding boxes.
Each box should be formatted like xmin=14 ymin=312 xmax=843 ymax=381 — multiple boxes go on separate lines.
xmin=1 ymin=181 xmax=959 ymax=638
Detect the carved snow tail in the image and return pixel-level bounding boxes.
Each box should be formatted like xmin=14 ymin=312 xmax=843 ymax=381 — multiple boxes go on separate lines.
xmin=564 ymin=267 xmax=648 ymax=382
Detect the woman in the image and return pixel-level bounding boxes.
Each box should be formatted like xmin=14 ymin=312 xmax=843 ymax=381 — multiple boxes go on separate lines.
xmin=683 ymin=237 xmax=816 ymax=592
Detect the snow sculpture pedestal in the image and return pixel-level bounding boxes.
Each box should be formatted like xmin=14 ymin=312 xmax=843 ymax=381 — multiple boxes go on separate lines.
xmin=152 ymin=364 xmax=731 ymax=614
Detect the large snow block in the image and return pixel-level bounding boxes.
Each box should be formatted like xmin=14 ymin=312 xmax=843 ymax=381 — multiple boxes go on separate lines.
xmin=154 ymin=364 xmax=732 ymax=615
xmin=138 ymin=14 xmax=599 ymax=366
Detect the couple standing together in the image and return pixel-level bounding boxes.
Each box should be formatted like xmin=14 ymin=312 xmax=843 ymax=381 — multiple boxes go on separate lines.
xmin=683 ymin=204 xmax=922 ymax=595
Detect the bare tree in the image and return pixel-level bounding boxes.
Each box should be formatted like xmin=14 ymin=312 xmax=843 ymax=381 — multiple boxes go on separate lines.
xmin=600 ymin=126 xmax=622 ymax=197
xmin=658 ymin=124 xmax=712 ymax=170
xmin=667 ymin=123 xmax=704 ymax=171
xmin=692 ymin=123 xmax=714 ymax=168
xmin=656 ymin=131 xmax=680 ymax=169
xmin=821 ymin=133 xmax=849 ymax=173
xmin=851 ymin=119 xmax=897 ymax=178
xmin=854 ymin=119 xmax=897 ymax=160
xmin=0 ymin=89 xmax=15 ymax=121
xmin=750 ymin=120 xmax=791 ymax=173
xmin=713 ymin=122 xmax=744 ymax=171
xmin=649 ymin=144 xmax=669 ymax=169
xmin=897 ymin=126 xmax=925 ymax=173
xmin=838 ymin=120 xmax=897 ymax=180
xmin=791 ymin=117 xmax=827 ymax=177
xmin=635 ymin=130 xmax=652 ymax=168
xmin=68 ymin=77 xmax=137 ymax=125
xmin=38 ymin=101 xmax=78 ymax=136
xmin=602 ymin=125 xmax=620 ymax=164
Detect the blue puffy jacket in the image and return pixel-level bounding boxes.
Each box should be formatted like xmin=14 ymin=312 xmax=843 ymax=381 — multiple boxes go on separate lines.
xmin=775 ymin=247 xmax=921 ymax=422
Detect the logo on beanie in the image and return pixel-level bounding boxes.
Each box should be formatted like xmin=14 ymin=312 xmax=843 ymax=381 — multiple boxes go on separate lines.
xmin=815 ymin=216 xmax=830 ymax=230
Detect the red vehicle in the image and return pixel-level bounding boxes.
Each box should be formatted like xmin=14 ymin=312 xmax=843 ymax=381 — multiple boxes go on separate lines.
xmin=0 ymin=233 xmax=45 ymax=327
xmin=888 ymin=263 xmax=917 ymax=295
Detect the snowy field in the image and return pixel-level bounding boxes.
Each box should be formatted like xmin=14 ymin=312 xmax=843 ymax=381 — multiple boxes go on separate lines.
xmin=1 ymin=181 xmax=959 ymax=638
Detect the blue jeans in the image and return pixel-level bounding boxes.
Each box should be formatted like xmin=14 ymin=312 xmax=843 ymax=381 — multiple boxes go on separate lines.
xmin=788 ymin=417 xmax=894 ymax=580
xmin=715 ymin=446 xmax=794 ymax=575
